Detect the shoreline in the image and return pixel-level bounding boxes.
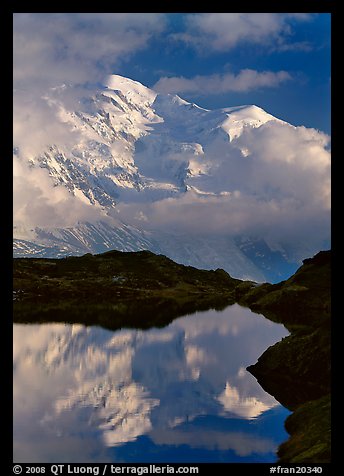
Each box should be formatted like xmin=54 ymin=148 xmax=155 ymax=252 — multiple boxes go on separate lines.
xmin=238 ymin=250 xmax=331 ymax=462
xmin=13 ymin=249 xmax=331 ymax=462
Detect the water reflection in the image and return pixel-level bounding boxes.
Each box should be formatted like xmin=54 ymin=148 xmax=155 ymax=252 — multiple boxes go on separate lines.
xmin=13 ymin=304 xmax=290 ymax=463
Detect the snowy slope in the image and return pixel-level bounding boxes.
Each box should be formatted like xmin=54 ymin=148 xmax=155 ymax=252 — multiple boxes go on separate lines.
xmin=13 ymin=222 xmax=267 ymax=282
xmin=14 ymin=220 xmax=160 ymax=256
xmin=18 ymin=75 xmax=280 ymax=206
xmin=13 ymin=75 xmax=297 ymax=282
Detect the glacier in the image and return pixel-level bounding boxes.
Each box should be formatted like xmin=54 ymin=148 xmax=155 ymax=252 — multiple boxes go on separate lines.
xmin=14 ymin=74 xmax=328 ymax=282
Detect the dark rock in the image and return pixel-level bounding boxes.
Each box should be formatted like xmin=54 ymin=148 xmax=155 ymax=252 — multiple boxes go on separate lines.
xmin=243 ymin=250 xmax=331 ymax=462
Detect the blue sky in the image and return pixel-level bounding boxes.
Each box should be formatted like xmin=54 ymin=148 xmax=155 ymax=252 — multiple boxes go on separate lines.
xmin=117 ymin=13 xmax=331 ymax=133
xmin=14 ymin=13 xmax=331 ymax=133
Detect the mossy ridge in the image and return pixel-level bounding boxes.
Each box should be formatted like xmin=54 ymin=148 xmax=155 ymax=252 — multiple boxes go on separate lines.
xmin=247 ymin=323 xmax=330 ymax=409
xmin=13 ymin=249 xmax=239 ymax=328
xmin=242 ymin=250 xmax=331 ymax=407
xmin=277 ymin=394 xmax=331 ymax=463
xmin=239 ymin=250 xmax=330 ymax=328
xmin=242 ymin=250 xmax=331 ymax=463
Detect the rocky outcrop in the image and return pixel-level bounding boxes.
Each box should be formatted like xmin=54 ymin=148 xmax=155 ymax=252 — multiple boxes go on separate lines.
xmin=241 ymin=250 xmax=331 ymax=462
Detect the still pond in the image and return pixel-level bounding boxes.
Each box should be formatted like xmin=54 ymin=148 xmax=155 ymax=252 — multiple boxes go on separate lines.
xmin=13 ymin=304 xmax=290 ymax=463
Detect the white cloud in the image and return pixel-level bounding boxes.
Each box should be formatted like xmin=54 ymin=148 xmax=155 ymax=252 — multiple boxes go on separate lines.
xmin=13 ymin=13 xmax=166 ymax=153
xmin=13 ymin=89 xmax=82 ymax=159
xmin=13 ymin=155 xmax=103 ymax=228
xmin=14 ymin=13 xmax=165 ymax=90
xmin=13 ymin=13 xmax=166 ymax=229
xmin=174 ymin=13 xmax=313 ymax=52
xmin=116 ymin=121 xmax=330 ymax=253
xmin=12 ymin=13 xmax=329 ymax=256
xmin=154 ymin=70 xmax=291 ymax=95
xmin=13 ymin=13 xmax=165 ymax=147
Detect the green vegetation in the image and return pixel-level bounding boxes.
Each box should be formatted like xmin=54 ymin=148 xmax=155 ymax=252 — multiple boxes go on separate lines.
xmin=13 ymin=248 xmax=331 ymax=462
xmin=278 ymin=395 xmax=331 ymax=463
xmin=238 ymin=250 xmax=330 ymax=328
xmin=13 ymin=250 xmax=240 ymax=330
xmin=242 ymin=250 xmax=331 ymax=463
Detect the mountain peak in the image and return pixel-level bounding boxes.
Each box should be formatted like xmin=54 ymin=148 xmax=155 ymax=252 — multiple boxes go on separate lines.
xmin=222 ymin=104 xmax=278 ymax=122
xmin=104 ymin=74 xmax=157 ymax=105
xmin=14 ymin=73 xmax=315 ymax=282
xmin=218 ymin=104 xmax=282 ymax=140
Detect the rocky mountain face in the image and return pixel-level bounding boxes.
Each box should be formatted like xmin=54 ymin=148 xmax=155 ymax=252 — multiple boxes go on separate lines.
xmin=14 ymin=75 xmax=308 ymax=281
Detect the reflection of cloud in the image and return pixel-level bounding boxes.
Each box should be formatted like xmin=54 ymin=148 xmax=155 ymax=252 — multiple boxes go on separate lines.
xmin=172 ymin=304 xmax=278 ymax=340
xmin=217 ymin=382 xmax=276 ymax=419
xmin=184 ymin=344 xmax=214 ymax=381
xmin=45 ymin=331 xmax=160 ymax=447
xmin=173 ymin=308 xmax=240 ymax=339
xmin=105 ymin=331 xmax=136 ymax=349
xmin=185 ymin=344 xmax=213 ymax=367
xmin=237 ymin=367 xmax=246 ymax=378
xmin=14 ymin=305 xmax=288 ymax=457
xmin=136 ymin=330 xmax=175 ymax=345
xmin=149 ymin=428 xmax=275 ymax=456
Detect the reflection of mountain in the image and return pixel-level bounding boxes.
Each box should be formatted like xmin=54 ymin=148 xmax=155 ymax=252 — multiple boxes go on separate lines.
xmin=217 ymin=382 xmax=271 ymax=419
xmin=56 ymin=381 xmax=159 ymax=447
xmin=13 ymin=305 xmax=288 ymax=461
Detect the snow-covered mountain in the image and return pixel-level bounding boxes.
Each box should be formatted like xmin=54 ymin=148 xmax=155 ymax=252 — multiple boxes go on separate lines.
xmin=14 ymin=74 xmax=313 ymax=281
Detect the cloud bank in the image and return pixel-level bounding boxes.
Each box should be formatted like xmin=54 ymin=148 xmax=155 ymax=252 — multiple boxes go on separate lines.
xmin=14 ymin=13 xmax=165 ymax=91
xmin=13 ymin=13 xmax=165 ymax=228
xmin=154 ymin=70 xmax=292 ymax=95
xmin=13 ymin=156 xmax=103 ymax=228
xmin=13 ymin=13 xmax=165 ymax=154
xmin=174 ymin=13 xmax=313 ymax=52
xmin=115 ymin=121 xmax=330 ymax=255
